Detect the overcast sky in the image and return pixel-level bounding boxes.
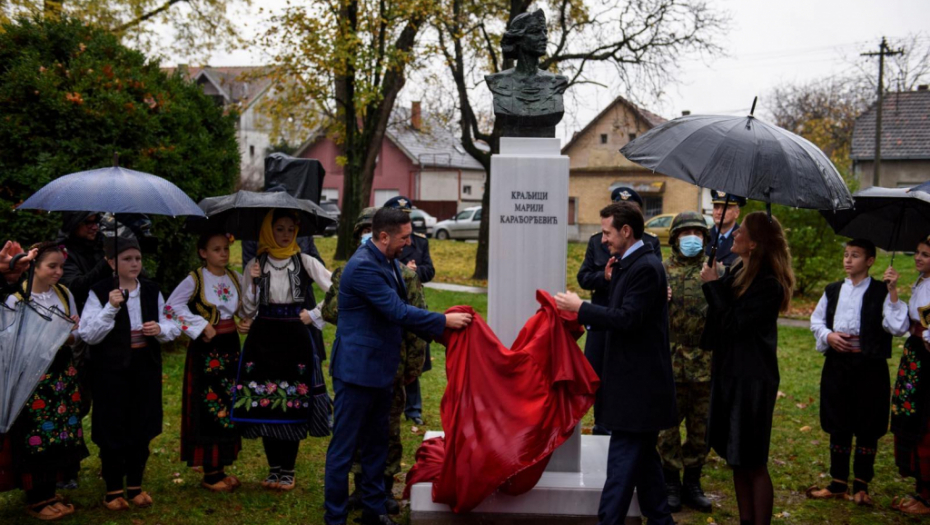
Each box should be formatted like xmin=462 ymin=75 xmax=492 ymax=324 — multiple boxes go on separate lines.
xmin=177 ymin=0 xmax=930 ymax=143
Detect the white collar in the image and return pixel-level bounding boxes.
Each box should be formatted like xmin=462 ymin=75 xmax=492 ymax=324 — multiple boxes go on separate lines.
xmin=621 ymin=239 xmax=645 ymax=260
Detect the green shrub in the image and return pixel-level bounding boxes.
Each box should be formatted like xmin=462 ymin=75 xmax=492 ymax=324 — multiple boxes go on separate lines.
xmin=0 ymin=16 xmax=240 ymax=292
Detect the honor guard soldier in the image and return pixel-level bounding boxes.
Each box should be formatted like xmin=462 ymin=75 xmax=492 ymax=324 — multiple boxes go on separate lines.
xmin=705 ymin=190 xmax=746 ymax=268
xmin=383 ymin=196 xmax=435 ymax=426
xmin=576 ymin=186 xmax=661 ymax=435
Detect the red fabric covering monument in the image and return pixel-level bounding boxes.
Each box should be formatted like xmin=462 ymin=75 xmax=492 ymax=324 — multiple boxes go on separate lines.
xmin=404 ymin=290 xmax=600 ymax=513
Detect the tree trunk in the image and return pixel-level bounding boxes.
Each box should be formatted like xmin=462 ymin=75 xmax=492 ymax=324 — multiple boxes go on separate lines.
xmin=333 ymin=0 xmax=360 ymax=261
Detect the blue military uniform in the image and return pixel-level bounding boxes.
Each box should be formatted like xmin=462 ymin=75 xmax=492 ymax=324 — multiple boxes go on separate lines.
xmin=704 ymin=190 xmax=746 ymax=268
xmin=383 ymin=196 xmax=435 ymax=425
xmin=576 ymin=187 xmax=662 ymax=435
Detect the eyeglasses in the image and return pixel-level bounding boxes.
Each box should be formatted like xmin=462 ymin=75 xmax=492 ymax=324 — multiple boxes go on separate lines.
xmin=83 ymin=218 xmax=99 ymax=227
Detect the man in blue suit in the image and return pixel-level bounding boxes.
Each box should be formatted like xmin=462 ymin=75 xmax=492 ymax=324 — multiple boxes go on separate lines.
xmin=323 ymin=208 xmax=472 ymax=525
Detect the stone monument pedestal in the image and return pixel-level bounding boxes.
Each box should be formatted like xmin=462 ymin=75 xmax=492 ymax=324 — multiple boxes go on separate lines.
xmin=408 ymin=138 xmax=640 ymax=522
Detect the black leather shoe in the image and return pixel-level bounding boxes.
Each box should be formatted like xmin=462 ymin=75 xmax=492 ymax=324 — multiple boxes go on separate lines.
xmin=356 ymin=513 xmax=398 ymax=525
xmin=383 ymin=475 xmax=400 ymax=515
xmin=664 ymin=469 xmax=682 ymax=513
xmin=682 ymin=467 xmax=712 ymax=512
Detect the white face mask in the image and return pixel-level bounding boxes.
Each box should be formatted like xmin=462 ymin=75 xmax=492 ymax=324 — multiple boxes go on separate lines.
xmin=360 ymin=232 xmax=372 ymax=245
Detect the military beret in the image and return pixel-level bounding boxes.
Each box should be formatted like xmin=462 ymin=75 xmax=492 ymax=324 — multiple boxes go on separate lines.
xmin=610 ymin=187 xmax=644 ymax=207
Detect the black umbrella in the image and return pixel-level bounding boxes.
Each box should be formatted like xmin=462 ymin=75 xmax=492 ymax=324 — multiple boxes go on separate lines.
xmin=821 ymin=186 xmax=930 ymax=266
xmin=909 ymin=180 xmax=930 ymax=194
xmin=620 ymin=98 xmax=854 ymax=263
xmin=186 ymin=190 xmax=337 ymax=240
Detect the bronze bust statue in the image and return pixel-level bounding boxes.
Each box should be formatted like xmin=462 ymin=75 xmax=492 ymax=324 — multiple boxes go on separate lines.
xmin=486 ymin=10 xmax=568 ymax=138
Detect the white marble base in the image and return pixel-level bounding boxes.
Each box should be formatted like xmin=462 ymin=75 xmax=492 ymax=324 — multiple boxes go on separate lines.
xmin=409 ymin=431 xmax=641 ymax=521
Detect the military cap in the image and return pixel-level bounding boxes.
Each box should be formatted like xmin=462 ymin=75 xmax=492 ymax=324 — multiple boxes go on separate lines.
xmin=610 ymin=186 xmax=644 ymax=207
xmin=383 ymin=196 xmax=413 ymax=212
xmin=353 ymin=207 xmax=380 ymax=236
xmin=669 ymin=211 xmax=710 ymax=246
xmin=710 ymin=190 xmax=747 ymax=207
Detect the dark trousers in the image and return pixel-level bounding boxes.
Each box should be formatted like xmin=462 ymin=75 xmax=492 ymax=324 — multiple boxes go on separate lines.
xmin=99 ymin=443 xmax=151 ymax=492
xmin=598 ymin=431 xmax=674 ymax=525
xmin=584 ymin=330 xmax=609 ymax=433
xmin=324 ymin=378 xmax=393 ymax=524
xmin=404 ymin=378 xmax=423 ymax=419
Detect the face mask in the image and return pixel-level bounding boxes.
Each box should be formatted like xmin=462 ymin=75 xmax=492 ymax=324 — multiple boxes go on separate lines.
xmin=360 ymin=233 xmax=372 ymax=245
xmin=679 ymin=235 xmax=704 ymax=257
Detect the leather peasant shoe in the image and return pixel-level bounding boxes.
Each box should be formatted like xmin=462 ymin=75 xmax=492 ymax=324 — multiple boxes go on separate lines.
xmin=805 ymin=486 xmax=849 ymax=500
xmin=102 ymin=496 xmax=130 ymax=511
xmin=223 ymin=475 xmax=242 ymax=489
xmin=852 ymin=491 xmax=873 ymax=507
xmin=26 ymin=499 xmax=66 ymax=521
xmin=130 ymin=491 xmax=153 ymax=508
xmin=202 ymin=478 xmax=236 ymax=493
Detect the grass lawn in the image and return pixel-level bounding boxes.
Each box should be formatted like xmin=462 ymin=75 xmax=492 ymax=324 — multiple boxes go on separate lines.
xmin=1 ymin=238 xmax=922 ymax=523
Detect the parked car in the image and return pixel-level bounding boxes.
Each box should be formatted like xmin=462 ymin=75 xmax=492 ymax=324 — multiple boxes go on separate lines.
xmin=320 ymin=199 xmax=341 ymax=237
xmin=410 ymin=208 xmax=437 ymax=237
xmin=433 ymin=206 xmax=482 ymax=240
xmin=644 ymin=213 xmax=714 ymax=245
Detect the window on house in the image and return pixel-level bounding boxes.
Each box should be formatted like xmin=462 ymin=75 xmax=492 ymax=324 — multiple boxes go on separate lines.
xmin=628 ymin=133 xmax=637 ymax=142
xmin=463 ymin=185 xmax=472 ymax=195
xmin=600 ymin=134 xmax=608 ymax=144
xmin=643 ymin=196 xmax=663 ymax=219
xmin=249 ymin=145 xmax=255 ymax=157
xmin=568 ymin=197 xmax=577 ymax=225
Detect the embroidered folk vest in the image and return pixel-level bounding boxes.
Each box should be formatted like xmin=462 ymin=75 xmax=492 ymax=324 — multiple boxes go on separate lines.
xmin=825 ymin=279 xmax=892 ymax=359
xmin=187 ymin=267 xmax=242 ymax=325
xmin=257 ymin=253 xmax=309 ymax=306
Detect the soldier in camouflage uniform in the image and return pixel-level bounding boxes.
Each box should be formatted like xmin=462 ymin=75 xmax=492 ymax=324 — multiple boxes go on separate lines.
xmin=321 ymin=207 xmax=428 ymax=515
xmin=656 ymin=211 xmax=713 ymax=513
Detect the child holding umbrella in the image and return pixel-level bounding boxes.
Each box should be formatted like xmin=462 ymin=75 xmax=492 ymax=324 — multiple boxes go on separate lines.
xmin=233 ymin=209 xmax=333 ymax=492
xmin=165 ymin=232 xmax=251 ymax=493
xmin=79 ymin=236 xmax=180 ymax=510
xmin=1 ymin=242 xmax=86 ymax=520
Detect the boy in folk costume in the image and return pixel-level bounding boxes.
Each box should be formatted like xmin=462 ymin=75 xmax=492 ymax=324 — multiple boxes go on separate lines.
xmin=808 ymin=239 xmax=903 ymax=505
xmin=165 ymin=232 xmax=250 ymax=493
xmin=79 ymin=236 xmax=180 ymax=510
xmin=234 ymin=209 xmax=333 ymax=492
xmin=1 ymin=243 xmax=86 ymax=520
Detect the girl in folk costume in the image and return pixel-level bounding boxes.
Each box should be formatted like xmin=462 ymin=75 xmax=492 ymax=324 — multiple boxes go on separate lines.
xmin=78 ymin=236 xmax=180 ymax=511
xmin=886 ymin=237 xmax=930 ymax=515
xmin=165 ymin=232 xmax=250 ymax=493
xmin=0 ymin=243 xmax=86 ymax=520
xmin=233 ymin=209 xmax=333 ymax=492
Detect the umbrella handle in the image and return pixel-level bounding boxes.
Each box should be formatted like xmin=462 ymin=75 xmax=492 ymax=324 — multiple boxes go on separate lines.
xmin=8 ymin=252 xmax=27 ymax=272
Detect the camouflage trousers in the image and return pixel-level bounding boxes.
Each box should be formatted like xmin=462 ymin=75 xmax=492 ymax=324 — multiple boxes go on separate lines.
xmin=351 ymin=376 xmax=407 ymax=478
xmin=657 ymin=381 xmax=712 ymax=472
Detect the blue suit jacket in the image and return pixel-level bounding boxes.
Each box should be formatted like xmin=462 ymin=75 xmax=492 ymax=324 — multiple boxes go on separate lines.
xmin=331 ymin=240 xmax=446 ymax=389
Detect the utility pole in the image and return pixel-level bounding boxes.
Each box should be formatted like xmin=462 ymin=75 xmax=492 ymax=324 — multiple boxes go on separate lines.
xmin=861 ymin=37 xmax=904 ymax=187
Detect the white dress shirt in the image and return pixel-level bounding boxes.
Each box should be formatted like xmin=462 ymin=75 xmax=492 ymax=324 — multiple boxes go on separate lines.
xmin=165 ymin=269 xmax=243 ymax=340
xmin=883 ymin=276 xmax=930 ymax=344
xmin=240 ymin=254 xmax=332 ymax=329
xmin=810 ymin=276 xmax=907 ymax=353
xmin=620 ymin=239 xmax=644 ymax=260
xmin=78 ymin=280 xmax=180 ymax=345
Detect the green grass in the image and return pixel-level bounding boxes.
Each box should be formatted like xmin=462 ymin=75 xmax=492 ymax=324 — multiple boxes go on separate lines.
xmin=3 ymin=240 xmax=924 ymax=523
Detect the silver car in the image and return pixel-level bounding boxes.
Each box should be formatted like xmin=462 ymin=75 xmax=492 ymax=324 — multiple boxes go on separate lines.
xmin=433 ymin=206 xmax=482 ymax=240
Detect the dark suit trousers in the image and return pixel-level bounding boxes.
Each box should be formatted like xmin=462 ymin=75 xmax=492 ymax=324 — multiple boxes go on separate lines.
xmin=598 ymin=430 xmax=674 ymax=525
xmin=324 ymin=378 xmax=393 ymax=524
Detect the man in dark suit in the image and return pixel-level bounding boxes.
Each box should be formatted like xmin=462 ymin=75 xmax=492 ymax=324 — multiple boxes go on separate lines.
xmin=323 ymin=208 xmax=472 ymax=525
xmin=383 ymin=196 xmax=436 ymax=425
xmin=576 ymin=186 xmax=661 ymax=435
xmin=705 ymin=190 xmax=746 ymax=268
xmin=556 ymin=202 xmax=677 ymax=525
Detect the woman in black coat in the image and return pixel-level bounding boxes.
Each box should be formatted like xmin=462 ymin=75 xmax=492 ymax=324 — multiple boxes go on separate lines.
xmin=700 ymin=211 xmax=795 ymax=525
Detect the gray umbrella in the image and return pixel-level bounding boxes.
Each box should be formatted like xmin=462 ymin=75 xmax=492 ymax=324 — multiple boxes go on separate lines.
xmin=186 ymin=190 xmax=337 ymax=240
xmin=820 ymin=186 xmax=930 ymax=264
xmin=619 ymin=104 xmax=853 ymax=211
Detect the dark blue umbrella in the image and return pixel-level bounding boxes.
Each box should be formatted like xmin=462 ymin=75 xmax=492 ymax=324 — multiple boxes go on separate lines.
xmin=17 ymin=155 xmax=205 ymax=291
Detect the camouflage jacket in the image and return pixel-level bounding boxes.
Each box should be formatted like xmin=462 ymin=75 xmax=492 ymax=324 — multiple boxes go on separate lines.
xmin=664 ymin=251 xmax=711 ymax=383
xmin=322 ymin=265 xmax=428 ymax=384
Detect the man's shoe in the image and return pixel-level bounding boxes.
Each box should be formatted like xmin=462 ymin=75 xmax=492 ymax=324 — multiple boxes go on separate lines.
xmin=682 ymin=467 xmax=712 ymax=512
xmin=664 ymin=469 xmax=682 ymax=513
xmin=384 ymin=475 xmax=400 ymax=515
xmin=412 ymin=417 xmax=424 ymax=426
xmin=356 ymin=513 xmax=398 ymax=525
xmin=591 ymin=424 xmax=612 ymax=436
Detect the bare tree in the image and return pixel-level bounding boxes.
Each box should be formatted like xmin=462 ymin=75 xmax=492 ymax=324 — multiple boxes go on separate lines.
xmin=428 ymin=0 xmax=729 ymax=279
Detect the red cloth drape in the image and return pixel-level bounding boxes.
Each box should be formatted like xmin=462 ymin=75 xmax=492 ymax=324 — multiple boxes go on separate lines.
xmin=404 ymin=290 xmax=600 ymax=513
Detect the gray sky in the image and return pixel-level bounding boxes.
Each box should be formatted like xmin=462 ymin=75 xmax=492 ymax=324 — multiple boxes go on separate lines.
xmin=182 ymin=0 xmax=930 ymax=142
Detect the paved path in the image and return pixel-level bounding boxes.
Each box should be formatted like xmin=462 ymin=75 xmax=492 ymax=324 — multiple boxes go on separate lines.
xmin=426 ymin=281 xmax=812 ymax=329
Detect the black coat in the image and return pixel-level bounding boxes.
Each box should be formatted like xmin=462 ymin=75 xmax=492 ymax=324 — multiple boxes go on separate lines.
xmin=705 ymin=223 xmax=740 ymax=267
xmin=577 ymin=232 xmax=662 ymax=307
xmin=58 ymin=235 xmax=109 ymax=314
xmin=398 ymin=233 xmax=435 ymax=284
xmin=701 ymin=263 xmax=783 ymax=466
xmin=577 ymin=244 xmax=677 ymax=433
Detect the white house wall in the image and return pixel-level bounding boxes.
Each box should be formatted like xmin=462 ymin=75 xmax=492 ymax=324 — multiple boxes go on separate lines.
xmin=418 ymin=169 xmax=486 ymax=209
xmin=238 ymin=102 xmax=273 ymax=190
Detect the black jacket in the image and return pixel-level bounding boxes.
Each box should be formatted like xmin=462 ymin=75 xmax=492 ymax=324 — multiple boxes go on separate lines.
xmin=58 ymin=231 xmax=109 ymax=314
xmin=398 ymin=233 xmax=435 ymax=284
xmin=577 ymin=243 xmax=677 ymax=433
xmin=577 ymin=232 xmax=661 ymax=307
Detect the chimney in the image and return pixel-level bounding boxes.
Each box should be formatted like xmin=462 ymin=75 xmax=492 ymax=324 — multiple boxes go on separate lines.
xmin=681 ymin=110 xmax=691 ymax=116
xmin=411 ymin=101 xmax=422 ymax=131
xmin=918 ymin=85 xmax=929 ymax=91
